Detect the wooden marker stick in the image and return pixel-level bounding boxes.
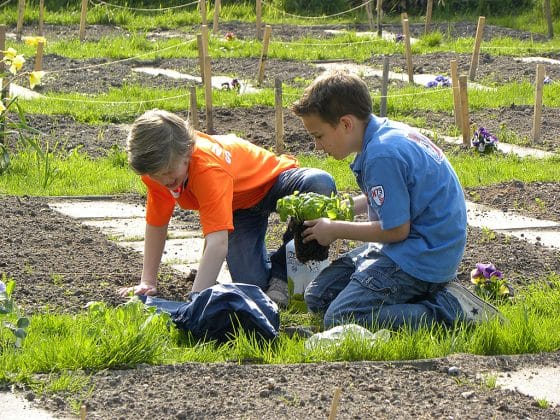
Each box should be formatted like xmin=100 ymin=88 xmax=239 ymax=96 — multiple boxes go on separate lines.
xmin=212 ymin=0 xmax=221 ymax=34
xmin=450 ymin=60 xmax=461 ymax=128
xmin=380 ymin=56 xmax=389 ymax=117
xmin=16 ymin=0 xmax=25 ymax=41
xmin=459 ymin=75 xmax=470 ymax=146
xmin=79 ymin=0 xmax=88 ymax=41
xmin=401 ymin=18 xmax=414 ymax=84
xmin=274 ymin=78 xmax=284 ymax=154
xmin=425 ymin=0 xmax=433 ymax=34
xmin=256 ymin=25 xmax=272 ymax=86
xmin=468 ymin=16 xmax=485 ymax=81
xmin=34 ymin=41 xmax=44 ymax=71
xmin=531 ymin=64 xmax=545 ymax=143
xmin=39 ymin=0 xmax=44 ymax=36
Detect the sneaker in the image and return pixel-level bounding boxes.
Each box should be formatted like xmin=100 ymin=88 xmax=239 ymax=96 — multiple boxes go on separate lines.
xmin=266 ymin=277 xmax=289 ymax=308
xmin=444 ymin=281 xmax=503 ymax=324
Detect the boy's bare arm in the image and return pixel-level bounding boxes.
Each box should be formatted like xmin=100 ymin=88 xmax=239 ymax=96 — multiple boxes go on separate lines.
xmin=191 ymin=230 xmax=229 ymax=292
xmin=303 ymin=218 xmax=410 ymax=246
xmin=117 ymin=223 xmax=167 ymax=297
xmin=351 ymin=194 xmax=368 ymax=215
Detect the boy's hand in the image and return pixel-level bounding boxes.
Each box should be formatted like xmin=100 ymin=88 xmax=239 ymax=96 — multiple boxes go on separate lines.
xmin=117 ymin=283 xmax=158 ymax=298
xmin=302 ymin=218 xmax=337 ymax=246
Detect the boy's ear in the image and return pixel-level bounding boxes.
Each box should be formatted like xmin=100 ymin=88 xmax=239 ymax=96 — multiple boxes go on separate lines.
xmin=339 ymin=115 xmax=354 ymax=132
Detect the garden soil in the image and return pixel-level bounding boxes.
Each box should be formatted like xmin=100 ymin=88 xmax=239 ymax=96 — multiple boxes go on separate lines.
xmin=1 ymin=21 xmax=560 ymax=419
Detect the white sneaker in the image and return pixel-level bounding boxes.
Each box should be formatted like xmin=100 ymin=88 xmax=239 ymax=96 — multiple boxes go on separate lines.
xmin=266 ymin=277 xmax=288 ymax=308
xmin=444 ymin=282 xmax=504 ymax=324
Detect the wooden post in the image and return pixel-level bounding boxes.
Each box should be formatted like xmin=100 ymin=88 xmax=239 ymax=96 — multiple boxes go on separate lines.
xmin=256 ymin=0 xmax=263 ymax=40
xmin=201 ymin=26 xmax=213 ymax=133
xmin=256 ymin=25 xmax=272 ymax=86
xmin=212 ymin=0 xmax=220 ymax=35
xmin=34 ymin=40 xmax=44 ymax=71
xmin=189 ymin=85 xmax=199 ymax=130
xmin=376 ymin=0 xmax=383 ymax=37
xmin=425 ymin=0 xmax=433 ymax=34
xmin=401 ymin=12 xmax=408 ymax=21
xmin=16 ymin=0 xmax=25 ymax=41
xmin=274 ymin=78 xmax=284 ymax=154
xmin=380 ymin=56 xmax=389 ymax=117
xmin=79 ymin=0 xmax=87 ymax=41
xmin=200 ymin=0 xmax=207 ymax=26
xmin=80 ymin=405 xmax=86 ymax=420
xmin=39 ymin=0 xmax=44 ymax=36
xmin=544 ymin=0 xmax=553 ymax=39
xmin=197 ymin=34 xmax=205 ymax=83
xmin=365 ymin=0 xmax=374 ymax=32
xmin=328 ymin=387 xmax=342 ymax=420
xmin=469 ymin=16 xmax=485 ymax=81
xmin=401 ymin=18 xmax=414 ymax=84
xmin=459 ymin=75 xmax=470 ymax=146
xmin=450 ymin=60 xmax=461 ymax=128
xmin=531 ymin=64 xmax=545 ymax=143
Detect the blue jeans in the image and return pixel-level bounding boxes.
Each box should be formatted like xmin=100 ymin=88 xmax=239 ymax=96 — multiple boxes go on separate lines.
xmin=226 ymin=168 xmax=336 ymax=290
xmin=304 ymin=244 xmax=462 ymax=330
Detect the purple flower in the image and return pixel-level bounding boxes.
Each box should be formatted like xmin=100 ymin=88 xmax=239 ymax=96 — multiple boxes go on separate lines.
xmin=435 ymin=75 xmax=446 ymax=82
xmin=425 ymin=80 xmax=438 ymax=88
xmin=471 ymin=263 xmax=503 ymax=282
xmin=395 ymin=33 xmax=405 ymax=43
xmin=0 ymin=280 xmax=5 ymax=294
xmin=471 ymin=126 xmax=498 ymax=153
xmin=544 ymin=76 xmax=552 ymax=85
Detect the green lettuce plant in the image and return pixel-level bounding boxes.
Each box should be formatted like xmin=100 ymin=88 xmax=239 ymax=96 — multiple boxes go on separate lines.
xmin=0 ymin=275 xmax=30 ymax=348
xmin=276 ymin=191 xmax=354 ymax=223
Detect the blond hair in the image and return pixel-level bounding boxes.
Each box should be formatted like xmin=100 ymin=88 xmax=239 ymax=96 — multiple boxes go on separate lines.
xmin=127 ymin=109 xmax=195 ymax=175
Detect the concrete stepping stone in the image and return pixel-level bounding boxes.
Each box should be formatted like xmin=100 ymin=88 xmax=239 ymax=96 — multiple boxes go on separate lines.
xmin=516 ymin=56 xmax=560 ymax=66
xmin=496 ymin=366 xmax=560 ymax=406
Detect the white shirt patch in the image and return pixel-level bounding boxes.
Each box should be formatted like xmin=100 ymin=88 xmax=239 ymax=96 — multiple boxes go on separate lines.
xmin=370 ymin=185 xmax=385 ymax=207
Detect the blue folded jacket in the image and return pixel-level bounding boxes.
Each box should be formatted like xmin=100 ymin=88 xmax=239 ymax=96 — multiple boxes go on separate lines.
xmin=144 ymin=283 xmax=280 ymax=342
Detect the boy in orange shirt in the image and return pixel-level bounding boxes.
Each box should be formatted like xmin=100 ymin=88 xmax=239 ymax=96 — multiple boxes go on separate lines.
xmin=118 ymin=109 xmax=336 ymax=307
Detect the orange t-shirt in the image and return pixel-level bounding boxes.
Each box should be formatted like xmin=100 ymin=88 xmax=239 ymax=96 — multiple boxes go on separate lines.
xmin=142 ymin=132 xmax=298 ymax=236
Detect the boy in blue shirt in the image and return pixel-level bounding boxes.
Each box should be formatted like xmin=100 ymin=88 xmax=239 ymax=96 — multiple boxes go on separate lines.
xmin=291 ymin=71 xmax=501 ymax=329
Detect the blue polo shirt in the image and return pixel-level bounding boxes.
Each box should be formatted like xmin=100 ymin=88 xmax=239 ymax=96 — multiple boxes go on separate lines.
xmin=350 ymin=115 xmax=467 ymax=283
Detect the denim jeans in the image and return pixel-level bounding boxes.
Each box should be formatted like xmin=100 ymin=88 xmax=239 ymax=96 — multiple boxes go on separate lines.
xmin=304 ymin=244 xmax=462 ymax=330
xmin=226 ymin=168 xmax=336 ymax=290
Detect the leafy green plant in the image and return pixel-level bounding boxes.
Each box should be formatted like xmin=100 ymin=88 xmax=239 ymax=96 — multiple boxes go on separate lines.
xmin=0 ymin=275 xmax=30 ymax=348
xmin=276 ymin=191 xmax=354 ymax=223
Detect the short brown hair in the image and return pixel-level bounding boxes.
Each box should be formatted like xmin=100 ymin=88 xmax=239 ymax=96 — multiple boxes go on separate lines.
xmin=127 ymin=109 xmax=195 ymax=175
xmin=291 ymin=70 xmax=372 ymax=126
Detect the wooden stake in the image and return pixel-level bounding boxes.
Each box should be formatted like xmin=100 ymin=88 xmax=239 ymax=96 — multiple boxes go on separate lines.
xmin=450 ymin=60 xmax=461 ymax=129
xmin=458 ymin=75 xmax=470 ymax=146
xmin=197 ymin=33 xmax=204 ymax=83
xmin=274 ymin=78 xmax=284 ymax=154
xmin=468 ymin=16 xmax=485 ymax=81
xmin=401 ymin=18 xmax=414 ymax=84
xmin=531 ymin=64 xmax=545 ymax=143
xmin=189 ymin=85 xmax=199 ymax=130
xmin=256 ymin=25 xmax=272 ymax=86
xmin=201 ymin=26 xmax=213 ymax=133
xmin=544 ymin=0 xmax=553 ymax=39
xmin=79 ymin=0 xmax=87 ymax=41
xmin=34 ymin=40 xmax=44 ymax=71
xmin=200 ymin=0 xmax=207 ymax=26
xmin=425 ymin=0 xmax=433 ymax=34
xmin=256 ymin=0 xmax=262 ymax=40
xmin=80 ymin=404 xmax=86 ymax=420
xmin=376 ymin=0 xmax=383 ymax=37
xmin=0 ymin=25 xmax=6 ymax=145
xmin=39 ymin=0 xmax=44 ymax=36
xmin=328 ymin=387 xmax=342 ymax=420
xmin=380 ymin=55 xmax=389 ymax=117
xmin=365 ymin=0 xmax=374 ymax=32
xmin=212 ymin=0 xmax=220 ymax=35
xmin=16 ymin=0 xmax=25 ymax=41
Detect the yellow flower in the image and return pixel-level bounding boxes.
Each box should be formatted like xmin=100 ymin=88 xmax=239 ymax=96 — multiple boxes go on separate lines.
xmin=9 ymin=54 xmax=25 ymax=75
xmin=0 ymin=101 xmax=5 ymax=113
xmin=3 ymin=47 xmax=17 ymax=62
xmin=23 ymin=36 xmax=47 ymax=47
xmin=29 ymin=71 xmax=45 ymax=89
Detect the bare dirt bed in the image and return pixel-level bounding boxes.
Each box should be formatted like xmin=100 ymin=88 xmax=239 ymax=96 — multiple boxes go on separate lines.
xmin=1 ymin=21 xmax=560 ymax=419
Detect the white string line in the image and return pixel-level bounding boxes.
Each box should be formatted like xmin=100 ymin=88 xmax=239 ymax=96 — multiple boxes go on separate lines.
xmin=0 ymin=0 xmax=12 ymax=9
xmin=44 ymin=39 xmax=196 ymax=76
xmin=43 ymin=92 xmax=190 ymax=105
xmin=261 ymin=0 xmax=373 ymax=20
xmin=90 ymin=0 xmax=200 ymax=12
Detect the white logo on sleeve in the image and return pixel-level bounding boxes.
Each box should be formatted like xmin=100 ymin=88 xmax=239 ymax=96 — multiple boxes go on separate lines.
xmin=370 ymin=185 xmax=385 ymax=207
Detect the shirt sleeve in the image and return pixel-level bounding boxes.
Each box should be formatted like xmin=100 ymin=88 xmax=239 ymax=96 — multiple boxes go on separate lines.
xmin=364 ymin=157 xmax=410 ymax=230
xmin=142 ymin=176 xmax=176 ymax=227
xmin=190 ymin=168 xmax=235 ymax=236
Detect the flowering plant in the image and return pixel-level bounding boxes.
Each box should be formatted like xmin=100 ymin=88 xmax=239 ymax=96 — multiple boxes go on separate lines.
xmin=425 ymin=75 xmax=451 ymax=88
xmin=224 ymin=32 xmax=235 ymax=41
xmin=395 ymin=33 xmax=405 ymax=43
xmin=0 ymin=45 xmax=45 ymax=174
xmin=0 ymin=276 xmax=30 ymax=348
xmin=471 ymin=126 xmax=498 ymax=153
xmin=543 ymin=76 xmax=552 ymax=85
xmin=470 ymin=263 xmax=513 ymax=302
